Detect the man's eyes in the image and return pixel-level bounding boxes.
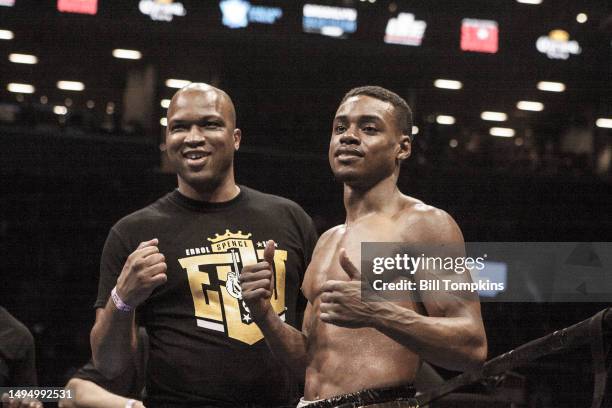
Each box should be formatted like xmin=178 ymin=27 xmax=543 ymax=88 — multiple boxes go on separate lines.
xmin=333 ymin=124 xmax=378 ymax=133
xmin=170 ymin=122 xmax=222 ymax=131
xmin=334 ymin=124 xmax=347 ymax=133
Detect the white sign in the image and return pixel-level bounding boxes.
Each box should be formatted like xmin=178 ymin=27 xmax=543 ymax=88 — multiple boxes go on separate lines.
xmin=139 ymin=0 xmax=186 ymax=22
xmin=536 ymin=30 xmax=581 ymax=60
xmin=384 ymin=13 xmax=427 ymax=46
xmin=220 ymin=0 xmax=283 ymax=29
xmin=302 ymin=4 xmax=357 ymax=38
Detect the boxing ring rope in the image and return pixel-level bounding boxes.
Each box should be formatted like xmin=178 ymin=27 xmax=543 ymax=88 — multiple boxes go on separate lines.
xmin=415 ymin=308 xmax=612 ymax=408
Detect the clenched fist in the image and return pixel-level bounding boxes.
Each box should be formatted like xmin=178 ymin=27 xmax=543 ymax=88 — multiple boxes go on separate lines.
xmin=115 ymin=238 xmax=168 ymax=308
xmin=239 ymin=240 xmax=275 ymax=323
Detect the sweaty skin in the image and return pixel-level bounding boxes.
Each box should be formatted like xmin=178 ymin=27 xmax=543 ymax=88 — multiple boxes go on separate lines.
xmin=240 ymin=92 xmax=486 ymax=401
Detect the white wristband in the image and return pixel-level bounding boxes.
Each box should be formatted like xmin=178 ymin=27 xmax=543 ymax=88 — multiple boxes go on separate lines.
xmin=125 ymin=399 xmax=136 ymax=408
xmin=111 ymin=286 xmax=134 ymax=312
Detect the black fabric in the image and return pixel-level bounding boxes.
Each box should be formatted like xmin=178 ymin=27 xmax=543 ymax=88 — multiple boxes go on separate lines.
xmin=305 ymin=384 xmax=417 ymax=408
xmin=95 ymin=186 xmax=318 ymax=407
xmin=72 ymin=327 xmax=148 ymax=399
xmin=0 ymin=307 xmax=37 ymax=387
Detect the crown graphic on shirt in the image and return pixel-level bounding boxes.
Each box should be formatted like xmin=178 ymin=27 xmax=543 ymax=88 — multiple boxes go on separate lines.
xmin=207 ymin=229 xmax=252 ymax=243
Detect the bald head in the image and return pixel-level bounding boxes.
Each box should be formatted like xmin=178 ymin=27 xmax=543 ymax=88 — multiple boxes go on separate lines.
xmin=169 ymin=83 xmax=236 ymax=128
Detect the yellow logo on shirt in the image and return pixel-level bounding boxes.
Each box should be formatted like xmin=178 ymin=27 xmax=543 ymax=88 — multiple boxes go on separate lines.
xmin=178 ymin=230 xmax=287 ymax=345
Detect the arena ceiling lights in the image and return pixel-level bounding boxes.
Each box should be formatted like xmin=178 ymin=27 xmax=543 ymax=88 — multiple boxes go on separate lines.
xmin=160 ymin=99 xmax=171 ymax=108
xmin=0 ymin=29 xmax=14 ymax=40
xmin=112 ymin=49 xmax=142 ymax=60
xmin=160 ymin=117 xmax=167 ymax=127
xmin=57 ymin=81 xmax=85 ymax=91
xmin=516 ymin=0 xmax=542 ymax=4
xmin=517 ymin=101 xmax=544 ymax=111
xmin=9 ymin=53 xmax=38 ymax=64
xmin=7 ymin=83 xmax=35 ymax=94
xmin=53 ymin=105 xmax=68 ymax=115
xmin=436 ymin=115 xmax=456 ymax=125
xmin=490 ymin=127 xmax=515 ymax=137
xmin=576 ymin=13 xmax=588 ymax=24
xmin=596 ymin=118 xmax=612 ymax=129
xmin=165 ymin=79 xmax=191 ymax=89
xmin=412 ymin=126 xmax=419 ymax=135
xmin=481 ymin=111 xmax=508 ymax=122
xmin=434 ymin=79 xmax=463 ymax=90
xmin=537 ymin=81 xmax=566 ymax=92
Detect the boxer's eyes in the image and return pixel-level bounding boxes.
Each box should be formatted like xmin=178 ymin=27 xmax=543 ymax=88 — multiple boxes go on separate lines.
xmin=334 ymin=124 xmax=347 ymax=133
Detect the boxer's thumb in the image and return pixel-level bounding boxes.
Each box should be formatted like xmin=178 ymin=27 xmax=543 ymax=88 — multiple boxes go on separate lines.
xmin=264 ymin=240 xmax=276 ymax=265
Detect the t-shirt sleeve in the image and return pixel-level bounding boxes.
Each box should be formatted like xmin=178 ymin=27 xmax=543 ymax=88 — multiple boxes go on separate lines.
xmin=301 ymin=212 xmax=318 ymax=268
xmin=94 ymin=227 xmax=131 ymax=309
xmin=292 ymin=209 xmax=317 ymax=328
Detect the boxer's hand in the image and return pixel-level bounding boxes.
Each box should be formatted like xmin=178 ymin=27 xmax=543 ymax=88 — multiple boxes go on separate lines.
xmin=239 ymin=240 xmax=275 ymax=323
xmin=115 ymin=238 xmax=167 ymax=308
xmin=319 ymin=248 xmax=375 ymax=328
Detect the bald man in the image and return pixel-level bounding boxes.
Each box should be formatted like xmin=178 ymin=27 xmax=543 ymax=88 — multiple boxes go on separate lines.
xmin=90 ymin=84 xmax=317 ymax=407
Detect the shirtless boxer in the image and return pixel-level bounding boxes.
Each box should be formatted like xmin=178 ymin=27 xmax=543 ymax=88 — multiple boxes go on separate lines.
xmin=240 ymin=86 xmax=487 ymax=406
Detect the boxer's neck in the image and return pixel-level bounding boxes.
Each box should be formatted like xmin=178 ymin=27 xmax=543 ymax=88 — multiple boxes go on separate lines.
xmin=343 ymin=176 xmax=402 ymax=224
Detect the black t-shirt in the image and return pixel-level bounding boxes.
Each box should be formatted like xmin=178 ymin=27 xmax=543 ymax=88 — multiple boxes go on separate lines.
xmin=95 ymin=186 xmax=317 ymax=407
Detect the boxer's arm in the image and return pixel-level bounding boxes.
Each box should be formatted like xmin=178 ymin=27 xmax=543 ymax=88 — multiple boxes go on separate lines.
xmin=372 ymin=294 xmax=486 ymax=371
xmin=372 ymin=209 xmax=487 ymax=371
xmin=255 ymin=302 xmax=311 ymax=378
xmin=240 ymin=240 xmax=310 ymax=378
xmin=59 ymin=378 xmax=144 ymax=408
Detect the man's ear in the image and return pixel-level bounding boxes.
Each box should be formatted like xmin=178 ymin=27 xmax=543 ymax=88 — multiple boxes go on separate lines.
xmin=397 ymin=134 xmax=411 ymax=161
xmin=233 ymin=128 xmax=242 ymax=151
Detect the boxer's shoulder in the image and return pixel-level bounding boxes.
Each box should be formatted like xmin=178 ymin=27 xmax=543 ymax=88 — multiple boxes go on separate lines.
xmin=395 ymin=196 xmax=461 ymax=243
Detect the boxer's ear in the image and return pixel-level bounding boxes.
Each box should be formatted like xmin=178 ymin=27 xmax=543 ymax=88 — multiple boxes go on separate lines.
xmin=397 ymin=134 xmax=411 ymax=161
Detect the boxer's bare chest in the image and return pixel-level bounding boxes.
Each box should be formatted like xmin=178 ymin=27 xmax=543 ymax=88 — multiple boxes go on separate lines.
xmin=304 ymin=214 xmax=409 ymax=299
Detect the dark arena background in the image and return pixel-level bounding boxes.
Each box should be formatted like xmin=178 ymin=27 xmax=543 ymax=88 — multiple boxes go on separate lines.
xmin=1 ymin=0 xmax=611 ymax=406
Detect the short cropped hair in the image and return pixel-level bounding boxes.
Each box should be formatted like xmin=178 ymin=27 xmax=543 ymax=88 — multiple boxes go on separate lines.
xmin=340 ymin=86 xmax=413 ymax=139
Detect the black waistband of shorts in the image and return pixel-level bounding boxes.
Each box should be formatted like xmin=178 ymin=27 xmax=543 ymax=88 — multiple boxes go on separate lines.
xmin=147 ymin=403 xmax=295 ymax=408
xmin=306 ymin=384 xmax=417 ymax=408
